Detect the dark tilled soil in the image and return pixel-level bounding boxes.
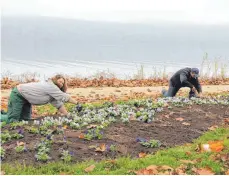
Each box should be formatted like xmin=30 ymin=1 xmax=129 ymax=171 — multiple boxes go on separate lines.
xmin=2 ymin=104 xmax=229 ymax=165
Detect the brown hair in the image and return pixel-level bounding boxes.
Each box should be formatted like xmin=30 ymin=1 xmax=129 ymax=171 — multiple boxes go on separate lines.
xmin=51 ymin=74 xmax=67 ymax=92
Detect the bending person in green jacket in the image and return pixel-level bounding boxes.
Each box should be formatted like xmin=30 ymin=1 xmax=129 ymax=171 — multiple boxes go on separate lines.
xmin=1 ymin=74 xmax=79 ymax=123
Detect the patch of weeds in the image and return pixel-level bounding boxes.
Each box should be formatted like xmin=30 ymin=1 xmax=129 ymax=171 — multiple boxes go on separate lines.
xmin=35 ymin=152 xmax=51 ymax=162
xmin=55 ymin=126 xmax=64 ymax=134
xmin=110 ymin=144 xmax=117 ymax=152
xmin=11 ymin=133 xmax=24 ymax=139
xmin=39 ymin=125 xmax=49 ymax=135
xmin=10 ymin=121 xmax=24 ymax=129
xmin=0 ymin=121 xmax=7 ymax=128
xmin=1 ymin=131 xmax=11 ymax=143
xmin=60 ymin=150 xmax=73 ymax=162
xmin=35 ymin=138 xmax=52 ymax=162
xmin=26 ymin=126 xmax=39 ymax=134
xmin=140 ymin=139 xmax=162 ymax=148
xmin=15 ymin=145 xmax=27 ymax=153
xmin=0 ymin=146 xmax=5 ymax=159
xmin=84 ymin=127 xmax=103 ymax=140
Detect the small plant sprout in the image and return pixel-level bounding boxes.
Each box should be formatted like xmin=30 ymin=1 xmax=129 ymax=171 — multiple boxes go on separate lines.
xmin=15 ymin=145 xmax=27 ymax=153
xmin=11 ymin=133 xmax=24 ymax=139
xmin=35 ymin=152 xmax=51 ymax=162
xmin=140 ymin=139 xmax=162 ymax=148
xmin=1 ymin=131 xmax=11 ymax=143
xmin=10 ymin=121 xmax=24 ymax=129
xmin=0 ymin=147 xmax=5 ymax=159
xmin=60 ymin=150 xmax=73 ymax=162
xmin=27 ymin=126 xmax=39 ymax=134
xmin=109 ymin=144 xmax=117 ymax=152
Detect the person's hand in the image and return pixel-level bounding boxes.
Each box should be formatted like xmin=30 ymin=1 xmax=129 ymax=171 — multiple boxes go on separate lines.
xmin=192 ymin=87 xmax=198 ymax=94
xmin=198 ymin=93 xmax=203 ymax=98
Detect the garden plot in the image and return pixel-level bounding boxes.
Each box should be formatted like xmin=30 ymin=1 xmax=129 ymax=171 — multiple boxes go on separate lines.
xmin=1 ymin=97 xmax=228 ymax=165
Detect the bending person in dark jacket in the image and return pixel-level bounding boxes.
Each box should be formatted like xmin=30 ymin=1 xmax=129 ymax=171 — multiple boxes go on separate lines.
xmin=162 ymin=68 xmax=203 ymax=98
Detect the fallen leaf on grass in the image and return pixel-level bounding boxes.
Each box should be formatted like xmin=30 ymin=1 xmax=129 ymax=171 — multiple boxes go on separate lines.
xmin=95 ymin=143 xmax=106 ymax=152
xmin=218 ymin=154 xmax=229 ymax=162
xmin=209 ymin=141 xmax=224 ymax=152
xmin=208 ymin=125 xmax=218 ymax=131
xmin=194 ymin=167 xmax=215 ymax=175
xmin=146 ymin=165 xmax=158 ymax=174
xmin=225 ymin=170 xmax=229 ymax=175
xmin=134 ymin=165 xmax=173 ymax=175
xmin=84 ymin=164 xmax=95 ymax=173
xmin=182 ymin=122 xmax=190 ymax=126
xmin=59 ymin=172 xmax=68 ymax=175
xmin=0 ymin=171 xmax=5 ymax=175
xmin=135 ymin=168 xmax=154 ymax=175
xmin=105 ymin=160 xmax=116 ymax=164
xmin=180 ymin=159 xmax=196 ymax=164
xmin=185 ymin=151 xmax=192 ymax=156
xmin=159 ymin=165 xmax=174 ymax=172
xmin=138 ymin=152 xmax=147 ymax=158
xmin=176 ymin=118 xmax=184 ymax=121
xmin=175 ymin=165 xmax=187 ymax=175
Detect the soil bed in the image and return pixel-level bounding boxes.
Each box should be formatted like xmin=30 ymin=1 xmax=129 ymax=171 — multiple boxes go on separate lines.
xmin=1 ymin=104 xmax=228 ymax=165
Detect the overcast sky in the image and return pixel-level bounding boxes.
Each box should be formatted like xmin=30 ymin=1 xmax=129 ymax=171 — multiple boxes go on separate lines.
xmin=2 ymin=0 xmax=229 ymax=24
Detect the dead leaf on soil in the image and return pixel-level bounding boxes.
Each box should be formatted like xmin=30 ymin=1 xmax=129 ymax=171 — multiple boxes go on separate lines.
xmin=84 ymin=164 xmax=95 ymax=173
xmin=138 ymin=152 xmax=147 ymax=158
xmin=208 ymin=141 xmax=224 ymax=152
xmin=87 ymin=124 xmax=97 ymax=129
xmin=182 ymin=122 xmax=190 ymax=126
xmin=208 ymin=125 xmax=218 ymax=131
xmin=176 ymin=117 xmax=184 ymax=121
xmin=95 ymin=143 xmax=106 ymax=152
xmin=129 ymin=115 xmax=137 ymax=121
xmin=194 ymin=167 xmax=215 ymax=175
xmin=185 ymin=151 xmax=192 ymax=156
xmin=78 ymin=134 xmax=85 ymax=139
xmin=16 ymin=141 xmax=25 ymax=146
xmin=224 ymin=118 xmax=229 ymax=124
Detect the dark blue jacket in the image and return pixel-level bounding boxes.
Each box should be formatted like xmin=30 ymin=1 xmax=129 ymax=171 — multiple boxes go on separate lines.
xmin=170 ymin=67 xmax=202 ymax=93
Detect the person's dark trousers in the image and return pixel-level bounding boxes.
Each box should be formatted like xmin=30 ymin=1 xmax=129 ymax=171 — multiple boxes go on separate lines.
xmin=162 ymin=82 xmax=180 ymax=97
xmin=0 ymin=87 xmax=32 ymax=123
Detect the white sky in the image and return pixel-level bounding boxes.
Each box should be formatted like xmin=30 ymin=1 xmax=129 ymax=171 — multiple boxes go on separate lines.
xmin=1 ymin=0 xmax=229 ymax=24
